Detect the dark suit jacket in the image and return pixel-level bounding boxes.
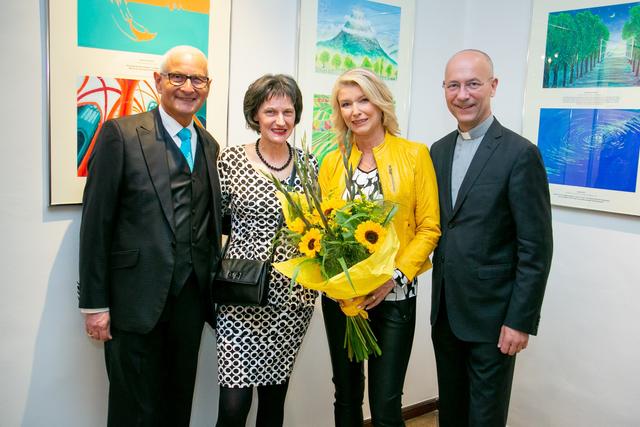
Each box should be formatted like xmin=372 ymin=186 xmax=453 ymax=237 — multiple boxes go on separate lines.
xmin=430 ymin=118 xmax=553 ymax=343
xmin=78 ymin=109 xmax=222 ymax=334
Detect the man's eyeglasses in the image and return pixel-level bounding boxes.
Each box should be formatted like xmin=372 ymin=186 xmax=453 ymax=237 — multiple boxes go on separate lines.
xmin=442 ymin=78 xmax=494 ymax=93
xmin=160 ymin=72 xmax=211 ymax=89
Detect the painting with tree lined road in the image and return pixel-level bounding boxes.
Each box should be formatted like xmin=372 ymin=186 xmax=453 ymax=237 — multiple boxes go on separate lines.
xmin=543 ymin=2 xmax=640 ymax=88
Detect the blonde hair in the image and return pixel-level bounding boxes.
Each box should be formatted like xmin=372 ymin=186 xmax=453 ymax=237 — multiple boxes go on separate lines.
xmin=330 ymin=68 xmax=400 ymax=145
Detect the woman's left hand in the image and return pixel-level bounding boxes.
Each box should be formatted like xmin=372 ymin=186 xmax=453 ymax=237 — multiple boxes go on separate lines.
xmin=359 ymin=279 xmax=395 ymax=310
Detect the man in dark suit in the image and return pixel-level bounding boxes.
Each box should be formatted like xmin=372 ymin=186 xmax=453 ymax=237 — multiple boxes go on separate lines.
xmin=430 ymin=49 xmax=553 ymax=426
xmin=79 ymin=45 xmax=222 ymax=427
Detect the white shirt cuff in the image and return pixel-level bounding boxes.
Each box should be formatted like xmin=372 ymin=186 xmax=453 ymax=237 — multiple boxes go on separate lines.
xmin=80 ymin=308 xmax=110 ymax=314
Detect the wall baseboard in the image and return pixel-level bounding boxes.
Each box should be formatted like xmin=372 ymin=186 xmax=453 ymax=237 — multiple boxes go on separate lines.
xmin=363 ymin=397 xmax=438 ymax=426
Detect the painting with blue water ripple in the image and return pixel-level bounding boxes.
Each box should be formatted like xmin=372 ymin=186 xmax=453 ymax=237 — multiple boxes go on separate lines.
xmin=538 ymin=108 xmax=640 ymax=192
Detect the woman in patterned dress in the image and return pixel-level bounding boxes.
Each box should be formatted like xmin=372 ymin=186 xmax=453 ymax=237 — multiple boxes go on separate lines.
xmin=318 ymin=68 xmax=441 ymax=426
xmin=215 ymin=74 xmax=317 ymax=426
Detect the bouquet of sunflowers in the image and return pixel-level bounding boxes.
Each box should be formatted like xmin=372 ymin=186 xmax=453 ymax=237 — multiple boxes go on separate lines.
xmin=267 ymin=135 xmax=399 ymax=362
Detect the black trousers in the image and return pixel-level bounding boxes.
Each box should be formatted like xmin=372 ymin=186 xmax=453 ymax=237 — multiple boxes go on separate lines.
xmin=104 ymin=275 xmax=206 ymax=427
xmin=322 ymin=295 xmax=416 ymax=427
xmin=432 ymin=295 xmax=516 ymax=427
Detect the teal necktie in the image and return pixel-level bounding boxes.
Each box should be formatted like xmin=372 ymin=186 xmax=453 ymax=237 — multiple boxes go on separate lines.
xmin=177 ymin=127 xmax=193 ymax=172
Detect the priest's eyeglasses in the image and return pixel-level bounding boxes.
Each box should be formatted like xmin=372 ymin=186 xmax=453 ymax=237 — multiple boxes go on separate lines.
xmin=161 ymin=72 xmax=211 ymax=89
xmin=442 ymin=78 xmax=494 ymax=93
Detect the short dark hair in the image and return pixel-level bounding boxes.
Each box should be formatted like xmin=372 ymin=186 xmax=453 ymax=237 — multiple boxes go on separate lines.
xmin=243 ymin=74 xmax=303 ymax=132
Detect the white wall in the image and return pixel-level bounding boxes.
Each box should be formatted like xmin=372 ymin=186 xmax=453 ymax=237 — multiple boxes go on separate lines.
xmin=2 ymin=1 xmax=640 ymax=426
xmin=453 ymin=1 xmax=640 ymax=426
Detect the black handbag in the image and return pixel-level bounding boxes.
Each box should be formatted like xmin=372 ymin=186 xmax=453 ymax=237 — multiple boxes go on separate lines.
xmin=212 ymin=165 xmax=296 ymax=306
xmin=212 ymin=257 xmax=271 ymax=306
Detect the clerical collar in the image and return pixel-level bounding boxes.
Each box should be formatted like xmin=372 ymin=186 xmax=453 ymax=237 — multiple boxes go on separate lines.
xmin=458 ymin=116 xmax=494 ymax=140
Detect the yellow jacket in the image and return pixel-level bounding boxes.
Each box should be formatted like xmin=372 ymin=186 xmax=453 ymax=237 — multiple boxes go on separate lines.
xmin=318 ymin=133 xmax=441 ymax=281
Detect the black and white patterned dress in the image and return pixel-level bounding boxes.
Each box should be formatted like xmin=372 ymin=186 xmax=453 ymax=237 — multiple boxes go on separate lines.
xmin=215 ymin=145 xmax=318 ymax=388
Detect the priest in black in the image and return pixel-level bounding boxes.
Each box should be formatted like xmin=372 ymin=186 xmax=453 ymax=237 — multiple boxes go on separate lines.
xmin=430 ymin=49 xmax=553 ymax=427
xmin=78 ymin=45 xmax=222 ymax=427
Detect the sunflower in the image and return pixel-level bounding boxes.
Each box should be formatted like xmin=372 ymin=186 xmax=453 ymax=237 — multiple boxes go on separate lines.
xmin=321 ymin=198 xmax=346 ymax=217
xmin=354 ymin=221 xmax=387 ymax=253
xmin=288 ymin=217 xmax=306 ymax=234
xmin=308 ymin=212 xmax=324 ymax=226
xmin=299 ymin=228 xmax=323 ymax=257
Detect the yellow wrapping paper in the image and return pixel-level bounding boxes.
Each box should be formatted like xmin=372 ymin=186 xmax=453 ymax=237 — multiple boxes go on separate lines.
xmin=273 ymin=226 xmax=400 ymax=300
xmin=340 ymin=297 xmax=368 ymax=318
xmin=270 ymin=151 xmax=395 ymax=361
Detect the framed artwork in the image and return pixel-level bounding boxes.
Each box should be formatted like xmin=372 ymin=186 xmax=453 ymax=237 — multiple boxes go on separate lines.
xmin=523 ymin=0 xmax=640 ymax=216
xmin=296 ymin=0 xmax=416 ymax=164
xmin=47 ymin=0 xmax=231 ymax=205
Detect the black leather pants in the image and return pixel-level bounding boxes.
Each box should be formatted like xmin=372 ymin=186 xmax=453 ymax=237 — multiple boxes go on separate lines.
xmin=322 ymin=295 xmax=416 ymax=427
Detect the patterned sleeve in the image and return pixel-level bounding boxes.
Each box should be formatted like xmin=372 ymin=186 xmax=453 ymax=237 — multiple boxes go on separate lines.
xmin=309 ymin=153 xmax=319 ymax=175
xmin=388 ymin=267 xmax=417 ymax=300
xmin=292 ymin=148 xmax=319 ymax=186
xmin=393 ymin=268 xmax=410 ymax=287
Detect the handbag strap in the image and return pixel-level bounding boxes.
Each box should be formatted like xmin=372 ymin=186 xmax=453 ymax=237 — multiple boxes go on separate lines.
xmin=221 ymin=163 xmax=297 ymax=261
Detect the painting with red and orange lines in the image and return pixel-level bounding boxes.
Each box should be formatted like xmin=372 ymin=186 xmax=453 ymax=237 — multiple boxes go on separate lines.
xmin=78 ymin=0 xmax=209 ymax=55
xmin=76 ymin=76 xmax=206 ymax=177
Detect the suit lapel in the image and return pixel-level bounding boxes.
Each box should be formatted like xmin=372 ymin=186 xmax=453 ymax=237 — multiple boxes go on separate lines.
xmin=195 ymin=125 xmax=214 ymax=181
xmin=451 ymin=120 xmax=503 ymax=218
xmin=138 ymin=109 xmax=175 ymax=235
xmin=195 ymin=125 xmax=222 ymax=239
xmin=441 ymin=132 xmax=457 ymax=217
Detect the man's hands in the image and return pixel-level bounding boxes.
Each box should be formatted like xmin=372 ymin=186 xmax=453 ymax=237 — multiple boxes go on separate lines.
xmin=85 ymin=312 xmax=112 ymax=342
xmin=498 ymin=325 xmax=529 ymax=356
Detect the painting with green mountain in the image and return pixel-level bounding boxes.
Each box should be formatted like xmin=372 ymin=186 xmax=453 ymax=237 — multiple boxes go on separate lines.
xmin=315 ymin=0 xmax=400 ymax=79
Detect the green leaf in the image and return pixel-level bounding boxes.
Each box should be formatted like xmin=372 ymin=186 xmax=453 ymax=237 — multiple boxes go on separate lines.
xmin=337 ymin=257 xmax=356 ymax=293
xmin=382 ymin=204 xmax=398 ymax=227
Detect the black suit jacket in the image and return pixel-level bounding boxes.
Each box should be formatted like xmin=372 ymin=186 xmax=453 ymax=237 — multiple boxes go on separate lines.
xmin=79 ymin=109 xmax=222 ymax=333
xmin=430 ymin=118 xmax=553 ymax=343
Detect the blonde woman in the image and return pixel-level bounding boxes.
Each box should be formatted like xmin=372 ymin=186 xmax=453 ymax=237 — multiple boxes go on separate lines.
xmin=318 ymin=68 xmax=441 ymax=426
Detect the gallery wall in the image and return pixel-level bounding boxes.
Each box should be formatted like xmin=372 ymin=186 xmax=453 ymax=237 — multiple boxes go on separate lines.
xmin=459 ymin=2 xmax=640 ymax=426
xmin=1 ymin=0 xmax=639 ymax=426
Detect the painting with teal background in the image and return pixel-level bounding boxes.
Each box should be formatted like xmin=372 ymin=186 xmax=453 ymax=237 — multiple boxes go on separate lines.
xmin=315 ymin=0 xmax=401 ymax=79
xmin=77 ymin=0 xmax=209 ymax=55
xmin=537 ymin=108 xmax=640 ymax=193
